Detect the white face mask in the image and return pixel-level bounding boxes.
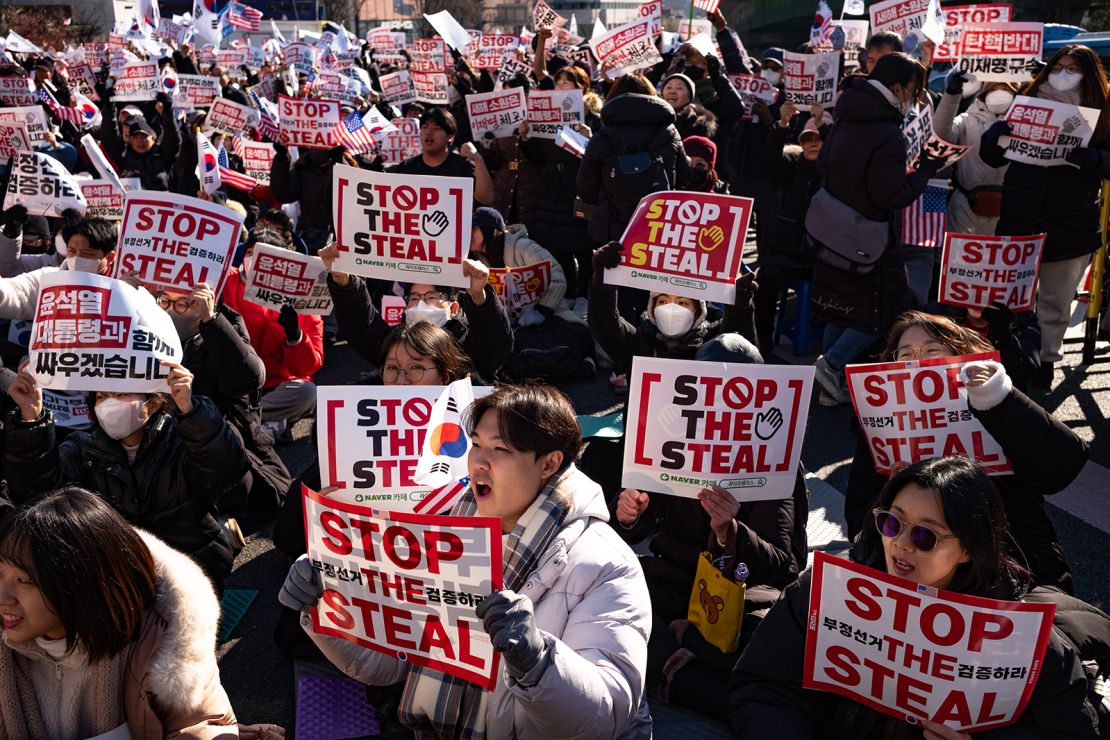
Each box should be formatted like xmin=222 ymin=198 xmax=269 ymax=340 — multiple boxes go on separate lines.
xmin=95 ymin=397 xmax=148 ymax=440
xmin=653 ymin=302 xmax=695 ymax=337
xmin=984 ymin=90 xmax=1014 ymax=115
xmin=405 ymin=300 xmax=451 ymax=327
xmin=761 ymin=69 xmax=782 ymax=86
xmin=65 ymin=255 xmax=101 ymax=273
xmin=1048 ymin=70 xmax=1083 ymax=92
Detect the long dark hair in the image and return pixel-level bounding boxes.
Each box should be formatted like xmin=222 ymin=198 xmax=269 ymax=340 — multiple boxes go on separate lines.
xmin=378 ymin=321 xmax=472 ymax=383
xmin=1028 ymin=44 xmax=1110 ymax=140
xmin=868 ymin=52 xmax=927 ymax=103
xmin=860 ymin=457 xmax=1029 ymax=596
xmin=882 ymin=310 xmax=995 ymax=359
xmin=0 ymin=488 xmax=157 ymax=661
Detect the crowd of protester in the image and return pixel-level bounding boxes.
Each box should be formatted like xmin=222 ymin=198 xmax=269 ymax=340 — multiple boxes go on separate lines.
xmin=0 ymin=5 xmax=1109 ymax=739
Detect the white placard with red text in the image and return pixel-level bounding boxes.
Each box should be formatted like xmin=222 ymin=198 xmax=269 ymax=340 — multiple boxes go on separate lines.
xmin=380 ymin=71 xmax=417 ymax=106
xmin=0 ymin=120 xmax=32 ymax=158
xmin=526 ymin=90 xmax=584 ymax=140
xmin=814 ymin=20 xmax=869 ymax=66
xmin=380 ymin=118 xmax=422 ymax=164
xmin=804 ymin=552 xmax=1055 ymax=733
xmin=332 ymin=164 xmax=473 ymax=289
xmin=29 ymin=271 xmax=183 ymax=393
xmin=869 ymin=0 xmax=930 ymax=37
xmin=284 ymin=43 xmax=317 ymax=76
xmin=727 ymin=74 xmax=779 ymax=110
xmin=466 ymin=88 xmax=527 ymax=139
xmin=590 ymin=19 xmax=663 ymax=79
xmin=113 ymin=191 xmax=245 ymax=297
xmin=935 ymin=4 xmax=1012 ymax=62
xmin=0 ymin=106 xmax=50 ymax=147
xmin=381 ymin=295 xmax=406 ymax=326
xmin=487 ymin=261 xmax=552 ymax=321
xmin=938 ymin=233 xmax=1045 ymax=312
xmin=175 ymin=74 xmax=221 ymax=108
xmin=112 ymin=60 xmax=161 ymax=101
xmin=638 ymin=0 xmax=663 ymax=37
xmin=475 ymin=34 xmax=518 ymax=70
xmin=605 ymin=191 xmax=754 ymax=304
xmin=0 ymin=76 xmax=37 ymax=106
xmin=1001 ymin=95 xmax=1100 ymax=167
xmin=243 ymin=243 xmax=333 ymax=315
xmin=623 ymin=357 xmax=814 ymax=501
xmin=783 ymin=51 xmax=839 ymax=106
xmin=80 ymin=179 xmax=125 ymax=220
xmin=955 ymin=23 xmax=1043 ymax=83
xmin=278 ymin=95 xmax=341 ymax=150
xmin=845 ymin=352 xmax=1012 ymax=476
xmin=412 ymin=72 xmax=449 ymax=105
xmin=305 ymin=487 xmax=503 ymax=689
xmin=204 ymin=97 xmax=262 ymax=137
xmin=242 ymin=141 xmax=275 ymax=185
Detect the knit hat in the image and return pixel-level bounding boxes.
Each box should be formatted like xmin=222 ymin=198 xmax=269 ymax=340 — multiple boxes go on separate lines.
xmin=23 ymin=215 xmax=50 ymax=242
xmin=661 ymin=73 xmax=696 ymax=104
xmin=473 ymin=207 xmax=506 ymax=250
xmin=682 ymin=136 xmax=717 ymax=169
xmin=695 ymin=333 xmax=764 ymax=364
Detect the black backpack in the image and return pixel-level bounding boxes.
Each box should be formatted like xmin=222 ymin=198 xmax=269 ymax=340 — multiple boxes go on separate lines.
xmin=602 ymin=135 xmax=676 ymax=226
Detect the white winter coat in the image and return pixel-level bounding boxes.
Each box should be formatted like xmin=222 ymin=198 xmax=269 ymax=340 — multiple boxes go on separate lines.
xmin=0 ymin=263 xmax=59 ymax=320
xmin=302 ymin=466 xmax=653 ymax=740
xmin=0 ymin=230 xmax=63 ymax=279
xmin=933 ymin=92 xmax=1009 ymax=235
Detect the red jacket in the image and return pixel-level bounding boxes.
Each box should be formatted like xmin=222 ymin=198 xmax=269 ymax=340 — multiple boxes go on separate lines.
xmin=222 ymin=268 xmax=324 ymax=389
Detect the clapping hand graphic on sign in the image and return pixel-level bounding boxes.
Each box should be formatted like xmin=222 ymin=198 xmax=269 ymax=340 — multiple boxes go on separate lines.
xmin=698 ymin=225 xmax=725 ymax=252
xmin=422 ymin=210 xmax=449 ymax=237
xmin=755 ymin=407 xmax=784 ymax=441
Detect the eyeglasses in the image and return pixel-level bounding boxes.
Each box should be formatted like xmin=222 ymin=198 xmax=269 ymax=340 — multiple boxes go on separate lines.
xmin=382 ymin=364 xmax=437 ymax=383
xmin=893 ymin=343 xmax=950 ymax=361
xmin=1050 ymin=63 xmax=1082 ymax=75
xmin=157 ymin=295 xmax=191 ymax=313
xmin=873 ymin=509 xmax=958 ymax=552
xmin=405 ymin=291 xmax=448 ymax=307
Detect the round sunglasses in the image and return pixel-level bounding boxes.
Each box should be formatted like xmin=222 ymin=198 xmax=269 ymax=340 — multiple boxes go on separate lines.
xmin=873 ymin=509 xmax=958 ymax=552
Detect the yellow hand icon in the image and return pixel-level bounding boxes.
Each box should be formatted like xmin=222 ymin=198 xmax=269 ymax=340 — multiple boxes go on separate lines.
xmin=698 ymin=224 xmax=725 ymax=252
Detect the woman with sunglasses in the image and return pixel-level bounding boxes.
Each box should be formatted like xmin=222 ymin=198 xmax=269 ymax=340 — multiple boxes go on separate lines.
xmin=844 ymin=311 xmax=1087 ymax=594
xmin=729 ymin=456 xmax=1102 ymax=739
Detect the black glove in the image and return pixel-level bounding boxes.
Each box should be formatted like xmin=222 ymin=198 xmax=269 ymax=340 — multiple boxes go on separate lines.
xmin=1025 ymin=58 xmax=1047 ymax=75
xmin=982 ymin=301 xmax=1015 ymax=340
xmin=733 ymin=271 xmax=757 ymax=309
xmin=591 ymin=240 xmax=624 ymax=271
xmin=476 ymin=590 xmax=547 ymax=682
xmin=2 ymin=205 xmax=28 ymax=238
xmin=1065 ymin=147 xmax=1102 ymax=172
xmin=945 ymin=68 xmax=969 ymax=95
xmin=277 ymin=304 xmax=302 ymax=344
xmin=982 ymin=120 xmax=1012 ymax=148
xmin=272 ymin=140 xmax=288 ymax=157
xmin=705 ymin=54 xmax=721 ymax=79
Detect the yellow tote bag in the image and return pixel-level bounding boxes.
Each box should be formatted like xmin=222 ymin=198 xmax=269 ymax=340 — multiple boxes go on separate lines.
xmin=687 ymin=551 xmax=746 ymax=654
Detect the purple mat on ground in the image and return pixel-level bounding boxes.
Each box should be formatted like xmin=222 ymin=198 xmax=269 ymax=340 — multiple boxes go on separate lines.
xmin=296 ymin=675 xmax=380 ymax=739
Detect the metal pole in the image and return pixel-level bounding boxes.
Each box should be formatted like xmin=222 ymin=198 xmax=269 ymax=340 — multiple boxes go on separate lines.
xmin=687 ymin=0 xmax=695 ymax=39
xmin=1082 ymin=180 xmax=1109 ymax=364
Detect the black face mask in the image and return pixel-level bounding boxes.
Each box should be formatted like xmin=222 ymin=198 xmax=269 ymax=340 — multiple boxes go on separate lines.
xmin=689 ymin=167 xmax=710 ymax=186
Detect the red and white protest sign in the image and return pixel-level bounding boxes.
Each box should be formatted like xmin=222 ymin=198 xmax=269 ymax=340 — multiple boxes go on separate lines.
xmin=367 ymin=27 xmax=400 ymax=50
xmin=304 ymin=487 xmax=503 ymax=689
xmin=175 ymin=74 xmax=221 ymax=108
xmin=215 ymin=48 xmax=248 ymax=68
xmin=934 ymin=4 xmax=1011 ymax=62
xmin=912 ymin=135 xmax=974 ymax=170
xmin=43 ymin=390 xmax=93 ymax=430
xmin=69 ymin=63 xmax=101 ymax=101
xmin=317 ymin=71 xmax=361 ymax=106
xmin=412 ymin=71 xmax=449 ymax=105
xmin=380 ymin=118 xmax=422 ymax=165
xmin=487 ymin=261 xmax=552 ymax=318
xmin=938 ymin=233 xmax=1045 ymax=312
xmin=112 ymin=60 xmax=161 ymax=101
xmin=278 ymin=94 xmax=341 ymax=150
xmin=623 ymin=357 xmax=814 ymax=501
xmin=284 ymin=43 xmax=318 ymax=75
xmin=955 ymin=23 xmax=1043 ymax=83
xmin=783 ymin=51 xmax=839 ymax=106
xmin=204 ymin=97 xmax=262 ymax=137
xmin=0 ymin=120 xmax=32 ymax=158
xmin=526 ymin=89 xmax=584 ymax=139
xmin=845 ymin=352 xmax=1012 ymax=475
xmin=0 ymin=76 xmax=36 ymax=106
xmin=410 ymin=38 xmax=447 ymax=74
xmin=332 ymin=164 xmax=474 ymax=289
xmin=381 ymin=295 xmax=407 ymax=326
xmin=242 ymin=141 xmax=274 ymax=185
xmin=156 ymin=17 xmax=189 ymax=45
xmin=638 ymin=0 xmax=663 ymax=37
xmin=0 ymin=105 xmax=51 ymax=148
xmin=29 ymin=272 xmax=183 ymax=393
xmin=317 ymin=385 xmax=492 ymax=510
xmin=532 ymin=0 xmax=567 ymax=31
xmin=4 ymin=153 xmax=87 ymax=217
xmin=80 ymin=179 xmax=125 ymax=220
xmin=804 ymin=552 xmax=1055 ymax=732
xmin=869 ymin=0 xmax=930 ymax=37
xmin=380 ymin=70 xmax=417 ymax=106
xmin=814 ymin=19 xmax=869 ymax=63
xmin=590 ymin=19 xmax=663 ymax=78
xmin=1001 ymin=95 xmax=1100 ymax=167
xmin=726 ymin=73 xmax=779 ymax=110
xmin=466 ymin=88 xmax=527 ymax=139
xmin=113 ymin=191 xmax=245 ymax=297
xmin=475 ymin=34 xmax=518 ymax=69
xmin=604 ymin=191 xmax=754 ymax=304
xmin=243 ymin=243 xmax=333 ymax=315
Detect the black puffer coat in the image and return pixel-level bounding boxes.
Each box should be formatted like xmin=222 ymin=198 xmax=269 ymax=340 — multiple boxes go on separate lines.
xmin=576 ymin=94 xmax=691 ymax=242
xmin=3 ymin=396 xmax=248 ymax=581
xmin=270 ymin=145 xmax=345 ymax=233
xmin=728 ymin=541 xmax=1102 ymax=739
xmin=811 ymin=78 xmax=940 ymax=333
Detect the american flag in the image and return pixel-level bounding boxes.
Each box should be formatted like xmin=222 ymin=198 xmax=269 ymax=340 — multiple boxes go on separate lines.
xmin=217 ymin=143 xmax=259 ymax=191
xmin=250 ymin=91 xmax=281 ymax=141
xmin=320 ymin=45 xmax=338 ymax=70
xmin=228 ymin=1 xmax=263 ymax=31
xmin=230 ymin=131 xmax=246 ymax=158
xmin=413 ymin=478 xmax=469 ymax=515
xmin=692 ymin=0 xmax=721 ymax=12
xmin=902 ymin=179 xmax=948 ymax=248
xmin=810 ymin=0 xmax=834 ymax=47
xmin=336 ymin=109 xmax=376 ymax=154
xmin=36 ymin=86 xmax=101 ymax=130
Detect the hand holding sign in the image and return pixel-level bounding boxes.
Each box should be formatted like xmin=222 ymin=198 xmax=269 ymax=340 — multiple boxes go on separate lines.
xmin=164 ymin=361 xmax=195 ymax=414
xmin=697 ymin=486 xmax=741 ymax=544
xmin=279 ymin=553 xmax=323 ymax=611
xmin=8 ymin=369 xmax=42 ymax=422
xmin=961 ymin=362 xmax=998 ymax=388
xmin=476 ymin=590 xmax=546 ymax=680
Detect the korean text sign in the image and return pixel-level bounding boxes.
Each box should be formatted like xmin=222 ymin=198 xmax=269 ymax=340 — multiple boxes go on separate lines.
xmin=304 ymin=487 xmax=503 ymax=689
xmin=204 ymin=97 xmax=261 ymax=137
xmin=845 ymin=352 xmax=1012 ymax=476
xmin=332 ymin=164 xmax=474 ymax=289
xmin=869 ymin=0 xmax=930 ymax=37
xmin=242 ymin=141 xmax=274 ymax=185
xmin=175 ymin=74 xmax=221 ymax=108
xmin=487 ymin=261 xmax=551 ymax=313
xmin=29 ymin=272 xmax=182 ymax=393
xmin=80 ymin=180 xmax=124 ymax=220
xmin=604 ymin=191 xmax=753 ymax=304
xmin=243 ymin=243 xmax=334 ymax=315
xmin=935 ymin=4 xmax=1012 ymax=62
xmin=380 ymin=118 xmax=421 ymax=165
xmin=4 ymin=152 xmax=87 ymax=217
xmin=317 ymin=385 xmax=492 ymax=512
xmin=955 ymin=23 xmax=1043 ymax=83
xmin=112 ymin=60 xmax=161 ymax=101
xmin=526 ymin=90 xmax=584 ymax=140
xmin=783 ymin=51 xmax=839 ymax=106
xmin=590 ymin=19 xmax=663 ymax=78
xmin=465 ymin=88 xmax=527 ymax=139
xmin=938 ymin=233 xmax=1045 ymax=312
xmin=278 ymin=94 xmax=340 ymax=150
xmin=1002 ymin=95 xmax=1100 ymax=167
xmin=804 ymin=552 xmax=1054 ymax=732
xmin=113 ymin=192 xmax=245 ymax=297
xmin=622 ymin=357 xmax=814 ymax=501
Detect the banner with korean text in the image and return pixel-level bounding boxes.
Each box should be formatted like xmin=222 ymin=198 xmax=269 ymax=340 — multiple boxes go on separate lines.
xmin=954 ymin=23 xmax=1043 ymax=83
xmin=938 ymin=233 xmax=1044 ymax=312
xmin=1001 ymin=95 xmax=1100 ymax=167
xmin=526 ymin=90 xmax=583 ymax=139
xmin=243 ymin=243 xmax=333 ymax=315
xmin=465 ymin=88 xmax=527 ymax=139
xmin=590 ymin=19 xmax=662 ymax=78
